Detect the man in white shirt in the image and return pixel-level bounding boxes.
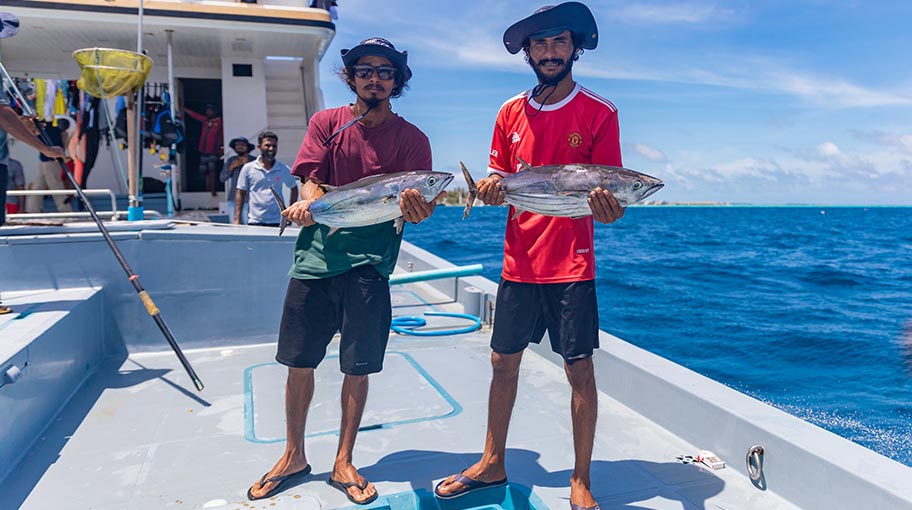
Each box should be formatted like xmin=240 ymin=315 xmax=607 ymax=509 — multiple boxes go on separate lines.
xmin=234 ymin=131 xmax=298 ymax=226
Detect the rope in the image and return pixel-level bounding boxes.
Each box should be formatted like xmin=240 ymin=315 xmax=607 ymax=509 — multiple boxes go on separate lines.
xmin=391 ymin=311 xmax=481 ymax=336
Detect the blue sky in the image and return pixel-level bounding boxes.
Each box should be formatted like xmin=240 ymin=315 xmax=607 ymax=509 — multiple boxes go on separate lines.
xmin=317 ymin=1 xmax=912 ymax=205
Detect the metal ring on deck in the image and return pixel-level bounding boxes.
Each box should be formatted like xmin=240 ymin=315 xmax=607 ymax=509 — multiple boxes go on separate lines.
xmin=746 ymin=445 xmax=764 ymax=481
xmin=391 ymin=312 xmax=481 ymax=336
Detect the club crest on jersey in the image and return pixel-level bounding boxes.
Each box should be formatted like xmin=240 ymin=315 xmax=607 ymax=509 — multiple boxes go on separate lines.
xmin=568 ymin=132 xmax=583 ymax=148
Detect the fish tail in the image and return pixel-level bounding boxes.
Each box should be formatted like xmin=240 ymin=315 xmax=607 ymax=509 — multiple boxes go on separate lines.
xmin=460 ymin=161 xmax=477 ymax=220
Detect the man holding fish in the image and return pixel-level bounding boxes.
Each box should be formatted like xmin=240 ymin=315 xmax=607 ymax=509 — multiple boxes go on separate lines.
xmin=434 ymin=3 xmax=662 ymax=510
xmin=247 ymin=38 xmax=445 ymax=503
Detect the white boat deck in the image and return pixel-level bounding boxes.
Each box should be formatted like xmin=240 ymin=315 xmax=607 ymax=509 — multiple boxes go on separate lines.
xmin=1 ymin=281 xmax=799 ymax=510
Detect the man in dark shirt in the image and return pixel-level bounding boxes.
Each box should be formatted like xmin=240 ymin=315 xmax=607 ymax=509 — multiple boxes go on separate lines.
xmin=220 ymin=136 xmax=255 ymax=207
xmin=246 ymin=37 xmax=440 ymax=504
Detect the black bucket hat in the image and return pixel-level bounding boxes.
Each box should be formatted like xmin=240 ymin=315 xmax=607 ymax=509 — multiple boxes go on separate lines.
xmin=503 ymin=2 xmax=598 ymax=55
xmin=229 ymin=136 xmax=255 ymax=152
xmin=340 ymin=37 xmax=412 ymax=82
xmin=0 ymin=12 xmax=20 ymax=39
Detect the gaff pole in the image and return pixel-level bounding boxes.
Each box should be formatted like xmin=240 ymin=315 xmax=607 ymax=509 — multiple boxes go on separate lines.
xmin=0 ymin=61 xmax=204 ymax=392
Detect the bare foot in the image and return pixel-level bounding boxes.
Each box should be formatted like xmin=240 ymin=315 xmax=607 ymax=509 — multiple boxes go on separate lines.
xmin=331 ymin=462 xmax=376 ymax=504
xmin=248 ymin=454 xmax=309 ymax=500
xmin=434 ymin=460 xmax=507 ymax=497
xmin=569 ymin=476 xmax=598 ymax=509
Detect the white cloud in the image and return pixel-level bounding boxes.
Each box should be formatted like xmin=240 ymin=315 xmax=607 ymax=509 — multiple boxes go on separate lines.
xmin=762 ymin=69 xmax=912 ymax=108
xmin=326 ymin=0 xmax=912 ymax=109
xmin=606 ymin=3 xmax=736 ymax=24
xmin=628 ymin=143 xmax=668 ymax=162
xmin=817 ymin=141 xmax=843 ymax=158
xmin=852 ymin=130 xmax=912 ymax=155
xmin=650 ymin=141 xmax=912 ymax=204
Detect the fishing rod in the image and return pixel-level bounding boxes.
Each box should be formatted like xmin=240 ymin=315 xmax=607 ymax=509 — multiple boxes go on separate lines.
xmin=0 ymin=61 xmax=204 ymax=392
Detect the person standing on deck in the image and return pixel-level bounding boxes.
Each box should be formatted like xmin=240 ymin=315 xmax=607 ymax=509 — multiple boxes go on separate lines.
xmin=434 ymin=4 xmax=624 ymax=510
xmin=221 ymin=136 xmax=255 ymax=220
xmin=233 ymin=131 xmax=297 ymax=226
xmin=246 ymin=37 xmax=440 ymax=503
xmin=0 ymin=11 xmax=66 ymax=315
xmin=182 ymin=103 xmax=223 ymax=196
xmin=5 ymin=157 xmax=24 ymax=214
xmin=25 ymin=118 xmax=71 ymax=213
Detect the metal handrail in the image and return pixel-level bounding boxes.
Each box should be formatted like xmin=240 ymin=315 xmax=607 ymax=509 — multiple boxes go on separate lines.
xmin=7 ymin=189 xmax=119 ymax=220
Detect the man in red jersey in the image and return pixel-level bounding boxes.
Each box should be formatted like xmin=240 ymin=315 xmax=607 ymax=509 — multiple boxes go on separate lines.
xmin=182 ymin=103 xmax=223 ymax=196
xmin=246 ymin=37 xmax=440 ymax=504
xmin=435 ymin=4 xmax=623 ymax=510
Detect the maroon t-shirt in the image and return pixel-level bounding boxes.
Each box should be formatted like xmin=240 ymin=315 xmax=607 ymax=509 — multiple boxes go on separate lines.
xmin=292 ymin=106 xmax=432 ymax=185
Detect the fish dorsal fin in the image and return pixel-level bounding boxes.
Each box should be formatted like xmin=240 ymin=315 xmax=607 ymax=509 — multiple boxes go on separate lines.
xmin=459 ymin=161 xmax=477 ymax=220
xmin=516 ymin=156 xmax=533 ymax=172
xmin=394 ymin=217 xmax=404 ymax=234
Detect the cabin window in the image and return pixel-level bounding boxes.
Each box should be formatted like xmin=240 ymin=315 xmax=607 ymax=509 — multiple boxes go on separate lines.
xmin=232 ymin=64 xmax=253 ymax=77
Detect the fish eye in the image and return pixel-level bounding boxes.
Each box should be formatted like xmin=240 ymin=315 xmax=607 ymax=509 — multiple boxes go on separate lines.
xmin=632 ymin=180 xmax=643 ymax=190
xmin=426 ymin=176 xmax=438 ymax=186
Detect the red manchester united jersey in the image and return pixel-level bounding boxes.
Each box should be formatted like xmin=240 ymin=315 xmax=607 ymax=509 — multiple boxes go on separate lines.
xmin=488 ymin=84 xmax=622 ymax=283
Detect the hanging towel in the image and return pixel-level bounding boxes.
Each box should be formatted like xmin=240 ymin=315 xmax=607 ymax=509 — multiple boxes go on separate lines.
xmin=54 ymin=85 xmax=67 ymax=122
xmin=34 ymin=78 xmax=46 ymax=121
xmin=45 ymin=79 xmax=57 ymax=124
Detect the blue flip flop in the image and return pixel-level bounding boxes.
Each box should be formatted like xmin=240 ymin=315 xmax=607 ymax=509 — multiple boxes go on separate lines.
xmin=327 ymin=477 xmax=379 ymax=505
xmin=571 ymin=504 xmax=601 ymax=510
xmin=247 ymin=464 xmax=312 ymax=501
xmin=434 ymin=472 xmax=508 ymax=499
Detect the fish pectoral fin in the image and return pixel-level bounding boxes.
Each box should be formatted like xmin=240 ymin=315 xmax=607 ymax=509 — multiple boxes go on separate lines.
xmin=383 ymin=194 xmax=397 ymax=204
xmin=509 ymin=207 xmax=527 ymax=221
xmin=326 ymin=227 xmax=340 ymax=238
xmin=394 ymin=217 xmax=404 ymax=234
xmin=516 ymin=156 xmax=533 ymax=172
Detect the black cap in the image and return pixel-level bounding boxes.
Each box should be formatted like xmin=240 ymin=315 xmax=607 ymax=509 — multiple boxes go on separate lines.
xmin=229 ymin=136 xmax=255 ymax=152
xmin=503 ymin=2 xmax=598 ymax=55
xmin=341 ymin=37 xmax=412 ymax=81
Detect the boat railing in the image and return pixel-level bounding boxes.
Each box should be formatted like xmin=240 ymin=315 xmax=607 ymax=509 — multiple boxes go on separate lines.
xmin=6 ymin=189 xmax=160 ymax=221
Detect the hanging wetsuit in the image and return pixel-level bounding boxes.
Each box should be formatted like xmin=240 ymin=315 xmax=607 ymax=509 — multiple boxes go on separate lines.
xmin=78 ymin=96 xmax=102 ymax=188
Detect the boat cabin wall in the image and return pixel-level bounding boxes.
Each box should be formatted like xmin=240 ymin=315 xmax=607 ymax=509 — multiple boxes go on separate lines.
xmin=1 ymin=57 xmax=275 ymax=207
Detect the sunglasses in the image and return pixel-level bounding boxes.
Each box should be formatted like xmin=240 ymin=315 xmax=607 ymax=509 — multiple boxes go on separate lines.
xmin=352 ymin=65 xmax=396 ymax=80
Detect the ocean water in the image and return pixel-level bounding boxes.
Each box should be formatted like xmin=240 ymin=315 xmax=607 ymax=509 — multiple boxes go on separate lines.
xmin=404 ymin=205 xmax=912 ymax=467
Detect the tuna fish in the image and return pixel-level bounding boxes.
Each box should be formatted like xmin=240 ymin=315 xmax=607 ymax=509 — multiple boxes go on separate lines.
xmin=461 ymin=158 xmax=663 ymax=220
xmin=307 ymin=171 xmax=454 ymax=234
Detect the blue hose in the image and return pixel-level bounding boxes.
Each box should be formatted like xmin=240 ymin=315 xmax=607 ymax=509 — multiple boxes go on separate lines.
xmin=391 ymin=311 xmax=481 ymax=336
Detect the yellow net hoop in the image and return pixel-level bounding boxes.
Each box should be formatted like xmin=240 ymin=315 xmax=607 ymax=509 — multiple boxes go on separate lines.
xmin=73 ymin=48 xmax=153 ymax=98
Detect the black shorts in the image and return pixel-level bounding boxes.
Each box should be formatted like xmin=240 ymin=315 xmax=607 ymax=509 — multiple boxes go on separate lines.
xmin=490 ymin=279 xmax=599 ymax=364
xmin=199 ymin=153 xmax=220 ymax=174
xmin=276 ymin=266 xmax=392 ymax=375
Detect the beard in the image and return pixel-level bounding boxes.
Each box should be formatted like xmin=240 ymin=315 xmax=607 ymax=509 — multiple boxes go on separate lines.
xmin=358 ymin=84 xmax=388 ymax=106
xmin=529 ymin=55 xmax=574 ymax=86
